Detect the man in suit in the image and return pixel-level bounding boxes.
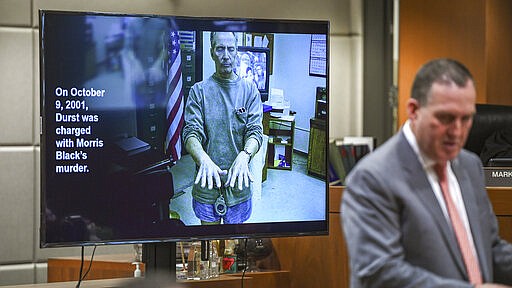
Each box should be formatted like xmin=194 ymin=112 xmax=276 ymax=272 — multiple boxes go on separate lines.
xmin=342 ymin=58 xmax=512 ymax=287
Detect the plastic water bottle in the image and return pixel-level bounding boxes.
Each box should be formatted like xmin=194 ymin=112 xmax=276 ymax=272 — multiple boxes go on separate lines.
xmin=209 ymin=241 xmax=220 ymax=278
xmin=187 ymin=242 xmax=201 ymax=280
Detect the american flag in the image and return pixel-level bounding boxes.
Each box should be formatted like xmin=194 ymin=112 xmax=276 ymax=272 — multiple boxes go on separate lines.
xmin=164 ymin=29 xmax=184 ymax=162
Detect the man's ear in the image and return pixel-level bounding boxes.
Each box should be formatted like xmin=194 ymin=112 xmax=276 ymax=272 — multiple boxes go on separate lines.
xmin=407 ymin=98 xmax=420 ymax=120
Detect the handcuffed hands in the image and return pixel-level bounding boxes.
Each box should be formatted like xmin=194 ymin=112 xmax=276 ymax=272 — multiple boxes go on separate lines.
xmin=194 ymin=155 xmax=227 ymax=190
xmin=226 ymin=152 xmax=253 ymax=190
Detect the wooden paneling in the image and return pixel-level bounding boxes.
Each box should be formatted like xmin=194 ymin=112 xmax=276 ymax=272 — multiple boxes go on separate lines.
xmin=398 ymin=0 xmax=512 ymax=127
xmin=398 ymin=0 xmax=487 ymax=126
xmin=45 ymin=186 xmax=511 ymax=288
xmin=487 ymin=187 xmax=512 ymax=243
xmin=272 ymin=186 xmax=348 ymax=288
xmin=3 ymin=276 xmax=253 ymax=288
xmin=329 ymin=185 xmax=343 ymax=213
xmin=47 ymin=255 xmax=143 ymax=283
xmin=273 ymin=185 xmax=512 ymax=288
xmin=487 ymin=187 xmax=512 ymax=215
xmin=178 ymin=275 xmax=253 ymax=288
xmin=233 ymin=271 xmax=290 ymax=288
xmin=497 ymin=217 xmax=512 ymax=243
xmin=47 ymin=255 xmax=288 ymax=288
xmin=485 ymin=0 xmax=512 ymax=105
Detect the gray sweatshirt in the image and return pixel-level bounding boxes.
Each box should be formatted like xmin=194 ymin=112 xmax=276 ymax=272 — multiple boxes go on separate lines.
xmin=182 ymin=74 xmax=263 ymax=205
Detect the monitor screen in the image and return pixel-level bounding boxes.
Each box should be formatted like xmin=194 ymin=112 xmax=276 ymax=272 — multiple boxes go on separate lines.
xmin=40 ymin=10 xmax=329 ymax=247
xmin=237 ymin=46 xmax=270 ymax=101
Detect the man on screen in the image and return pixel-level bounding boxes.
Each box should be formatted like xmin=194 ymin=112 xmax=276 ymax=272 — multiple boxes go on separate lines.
xmin=342 ymin=58 xmax=512 ymax=287
xmin=182 ymin=32 xmax=263 ymax=225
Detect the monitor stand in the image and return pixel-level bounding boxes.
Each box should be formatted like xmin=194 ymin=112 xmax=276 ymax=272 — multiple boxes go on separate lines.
xmin=142 ymin=242 xmax=177 ymax=281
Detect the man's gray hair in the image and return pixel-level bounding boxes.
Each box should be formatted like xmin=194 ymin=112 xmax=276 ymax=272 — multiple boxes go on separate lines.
xmin=209 ymin=31 xmax=238 ymax=48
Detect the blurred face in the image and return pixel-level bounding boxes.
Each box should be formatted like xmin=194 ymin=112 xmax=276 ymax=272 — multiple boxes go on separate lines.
xmin=210 ymin=32 xmax=237 ymax=79
xmin=256 ymin=65 xmax=263 ymax=76
xmin=241 ymin=53 xmax=251 ymax=65
xmin=246 ymin=69 xmax=254 ymax=81
xmin=408 ymin=80 xmax=476 ymax=164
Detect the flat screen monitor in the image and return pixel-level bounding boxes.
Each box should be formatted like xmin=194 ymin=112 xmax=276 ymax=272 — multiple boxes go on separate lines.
xmin=40 ymin=10 xmax=329 ymax=247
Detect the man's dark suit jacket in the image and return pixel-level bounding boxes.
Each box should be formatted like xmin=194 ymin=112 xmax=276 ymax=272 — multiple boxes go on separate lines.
xmin=342 ymin=130 xmax=512 ymax=287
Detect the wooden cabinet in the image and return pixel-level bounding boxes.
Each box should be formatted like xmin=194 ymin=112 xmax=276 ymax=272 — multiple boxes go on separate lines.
xmin=265 ymin=116 xmax=295 ymax=170
xmin=307 ymin=117 xmax=326 ymax=178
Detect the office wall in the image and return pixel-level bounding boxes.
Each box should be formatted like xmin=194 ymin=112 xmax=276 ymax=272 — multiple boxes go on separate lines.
xmin=0 ymin=0 xmax=362 ymax=285
xmin=202 ymin=32 xmax=331 ymax=152
xmin=270 ymin=34 xmax=330 ymax=152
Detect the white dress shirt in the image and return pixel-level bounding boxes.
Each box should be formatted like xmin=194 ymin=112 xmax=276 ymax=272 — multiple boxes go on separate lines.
xmin=403 ymin=120 xmax=479 ymax=259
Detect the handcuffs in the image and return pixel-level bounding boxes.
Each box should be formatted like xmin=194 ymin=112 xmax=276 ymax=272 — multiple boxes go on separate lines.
xmin=214 ymin=187 xmax=227 ymax=216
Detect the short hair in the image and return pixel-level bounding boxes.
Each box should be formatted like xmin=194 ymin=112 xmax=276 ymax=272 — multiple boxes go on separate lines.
xmin=411 ymin=58 xmax=474 ymax=106
xmin=210 ymin=32 xmax=238 ymax=48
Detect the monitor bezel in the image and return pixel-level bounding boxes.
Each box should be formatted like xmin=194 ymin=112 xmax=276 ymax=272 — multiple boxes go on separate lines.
xmin=39 ymin=9 xmax=330 ymax=248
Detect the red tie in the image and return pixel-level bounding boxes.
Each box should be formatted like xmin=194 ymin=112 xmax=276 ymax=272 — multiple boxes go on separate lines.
xmin=435 ymin=164 xmax=482 ymax=284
